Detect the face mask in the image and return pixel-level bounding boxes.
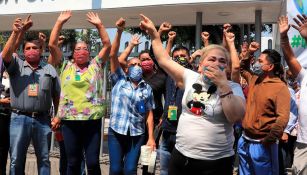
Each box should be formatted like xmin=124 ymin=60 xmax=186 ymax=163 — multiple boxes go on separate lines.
xmin=173 ymin=56 xmax=193 ymax=69
xmin=24 ymin=49 xmax=40 ymax=63
xmin=202 ymin=66 xmax=214 ymax=85
xmin=251 ymin=62 xmax=264 ymax=76
xmin=74 ymin=50 xmax=89 ymax=65
xmin=141 ymin=60 xmax=154 ymax=73
xmin=128 ymin=66 xmax=143 ymax=82
xmin=202 ymin=66 xmax=225 ymax=85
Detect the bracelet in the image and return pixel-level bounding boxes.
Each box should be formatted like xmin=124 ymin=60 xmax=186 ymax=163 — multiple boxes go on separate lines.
xmin=220 ymin=91 xmax=233 ymax=98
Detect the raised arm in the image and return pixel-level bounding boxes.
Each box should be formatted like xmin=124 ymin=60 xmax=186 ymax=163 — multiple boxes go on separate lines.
xmin=13 ymin=15 xmax=33 ymax=53
xmin=140 ymin=14 xmax=185 ymax=89
xmin=201 ymin=31 xmax=210 ymax=47
xmin=2 ymin=18 xmax=23 ymax=63
xmin=48 ymin=10 xmax=71 ymax=67
xmin=158 ymin=22 xmax=172 ymax=37
xmin=278 ymin=15 xmax=302 ymax=78
xmin=224 ymin=30 xmax=240 ymax=83
xmin=240 ymin=42 xmax=259 ymax=84
xmin=222 ymin=24 xmax=231 ymax=49
xmin=87 ymin=12 xmax=111 ymax=64
xmin=118 ymin=34 xmax=141 ymax=68
xmin=38 ymin=32 xmax=47 ymax=53
xmin=110 ymin=18 xmax=125 ymax=73
xmin=166 ymin=31 xmax=176 ymax=56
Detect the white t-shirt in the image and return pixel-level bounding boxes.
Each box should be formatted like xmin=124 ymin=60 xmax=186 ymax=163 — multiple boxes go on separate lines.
xmin=175 ymin=69 xmax=245 ymax=160
xmin=296 ymin=68 xmax=307 ymax=144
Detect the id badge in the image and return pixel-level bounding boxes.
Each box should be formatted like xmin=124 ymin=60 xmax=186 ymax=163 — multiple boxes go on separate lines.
xmin=75 ymin=74 xmax=81 ymax=81
xmin=168 ymin=105 xmax=177 ymax=121
xmin=138 ymin=100 xmax=146 ymax=114
xmin=28 ymin=84 xmax=39 ymax=97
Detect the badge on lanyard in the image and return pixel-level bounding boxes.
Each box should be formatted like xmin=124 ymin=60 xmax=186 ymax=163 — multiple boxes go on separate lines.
xmin=75 ymin=70 xmax=81 ymax=81
xmin=138 ymin=100 xmax=146 ymax=114
xmin=168 ymin=105 xmax=177 ymax=121
xmin=28 ymin=84 xmax=39 ymax=97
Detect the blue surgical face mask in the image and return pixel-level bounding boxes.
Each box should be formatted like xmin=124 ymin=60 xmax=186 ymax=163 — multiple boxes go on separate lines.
xmin=128 ymin=66 xmax=143 ymax=82
xmin=202 ymin=66 xmax=224 ymax=85
xmin=252 ymin=62 xmax=264 ymax=76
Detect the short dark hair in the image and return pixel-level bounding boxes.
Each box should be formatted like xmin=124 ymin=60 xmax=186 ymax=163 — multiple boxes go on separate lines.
xmin=22 ymin=31 xmax=41 ymax=50
xmin=172 ymin=45 xmax=190 ymax=57
xmin=262 ymin=49 xmax=285 ymax=83
xmin=138 ymin=50 xmax=151 ymax=59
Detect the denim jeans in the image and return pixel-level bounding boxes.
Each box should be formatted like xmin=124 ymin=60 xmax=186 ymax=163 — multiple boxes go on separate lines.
xmin=9 ymin=112 xmax=51 ymax=175
xmin=58 ymin=140 xmax=86 ymax=175
xmin=0 ymin=113 xmax=10 ymax=175
xmin=108 ymin=128 xmax=145 ymax=175
xmin=238 ymin=136 xmax=279 ymax=175
xmin=159 ymin=131 xmax=176 ymax=175
xmin=61 ymin=119 xmax=101 ymax=175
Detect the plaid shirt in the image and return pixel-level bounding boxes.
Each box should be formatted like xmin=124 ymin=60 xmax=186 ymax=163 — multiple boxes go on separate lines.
xmin=110 ymin=67 xmax=155 ymax=136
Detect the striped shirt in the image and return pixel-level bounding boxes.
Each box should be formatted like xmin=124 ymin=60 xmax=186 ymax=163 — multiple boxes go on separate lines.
xmin=109 ymin=67 xmax=155 ymax=136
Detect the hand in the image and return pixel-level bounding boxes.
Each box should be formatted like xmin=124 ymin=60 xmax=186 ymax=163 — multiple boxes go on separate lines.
xmin=51 ymin=117 xmax=61 ymax=131
xmin=248 ymin=42 xmax=260 ymax=53
xmin=240 ymin=42 xmax=249 ymax=59
xmin=57 ymin=10 xmax=72 ymax=24
xmin=278 ymin=16 xmax=290 ymax=38
xmin=224 ymin=31 xmax=235 ymax=44
xmin=201 ymin=31 xmax=210 ymax=42
xmin=191 ymin=49 xmax=202 ymax=61
xmin=158 ymin=22 xmax=172 ymax=34
xmin=38 ymin=32 xmax=46 ymax=43
xmin=204 ymin=65 xmax=228 ymax=88
xmin=115 ymin=17 xmax=126 ymax=31
xmin=12 ymin=18 xmax=23 ymax=33
xmin=0 ymin=98 xmax=10 ymax=104
xmin=129 ymin=34 xmax=141 ymax=46
xmin=168 ymin=31 xmax=176 ymax=41
xmin=58 ymin=35 xmax=65 ymax=46
xmin=223 ymin=23 xmax=232 ymax=33
xmin=291 ymin=14 xmax=307 ymax=40
xmin=146 ymin=138 xmax=156 ymax=151
xmin=139 ymin=14 xmax=158 ymax=37
xmin=22 ymin=15 xmax=33 ymax=32
xmin=281 ymin=133 xmax=289 ymax=143
xmin=87 ymin=12 xmax=102 ymax=27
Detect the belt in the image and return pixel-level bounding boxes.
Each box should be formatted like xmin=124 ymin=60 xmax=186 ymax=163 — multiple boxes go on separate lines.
xmin=12 ymin=109 xmax=48 ymax=118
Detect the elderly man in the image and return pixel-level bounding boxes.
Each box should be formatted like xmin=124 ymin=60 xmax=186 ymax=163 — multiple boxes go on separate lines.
xmin=1 ymin=17 xmax=60 ymax=175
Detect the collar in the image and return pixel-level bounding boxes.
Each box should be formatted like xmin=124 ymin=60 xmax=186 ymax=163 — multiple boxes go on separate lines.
xmin=23 ymin=60 xmax=44 ymax=70
xmin=126 ymin=76 xmax=146 ymax=87
xmin=256 ymin=75 xmax=283 ymax=84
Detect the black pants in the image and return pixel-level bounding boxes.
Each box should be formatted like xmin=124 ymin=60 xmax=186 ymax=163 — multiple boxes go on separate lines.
xmin=279 ymin=136 xmax=297 ymax=175
xmin=169 ymin=148 xmax=234 ymax=175
xmin=0 ymin=113 xmax=10 ymax=175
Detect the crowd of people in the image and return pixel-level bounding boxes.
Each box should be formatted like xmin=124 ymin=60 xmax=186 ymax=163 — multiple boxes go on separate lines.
xmin=0 ymin=10 xmax=306 ymax=175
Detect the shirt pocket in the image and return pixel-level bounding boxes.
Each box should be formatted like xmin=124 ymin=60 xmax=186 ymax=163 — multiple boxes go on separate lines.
xmin=41 ymin=74 xmax=52 ymax=90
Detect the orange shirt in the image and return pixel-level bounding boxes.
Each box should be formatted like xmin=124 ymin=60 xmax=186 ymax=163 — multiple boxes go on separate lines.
xmin=241 ymin=70 xmax=290 ymax=142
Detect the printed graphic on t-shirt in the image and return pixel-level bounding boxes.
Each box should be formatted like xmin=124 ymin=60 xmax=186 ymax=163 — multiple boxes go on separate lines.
xmin=185 ymin=83 xmax=218 ymax=118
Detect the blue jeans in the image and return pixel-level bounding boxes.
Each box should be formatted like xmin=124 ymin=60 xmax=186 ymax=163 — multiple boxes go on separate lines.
xmin=61 ymin=119 xmax=101 ymax=175
xmin=9 ymin=112 xmax=51 ymax=175
xmin=108 ymin=128 xmax=145 ymax=175
xmin=159 ymin=131 xmax=176 ymax=175
xmin=58 ymin=140 xmax=86 ymax=175
xmin=238 ymin=136 xmax=279 ymax=175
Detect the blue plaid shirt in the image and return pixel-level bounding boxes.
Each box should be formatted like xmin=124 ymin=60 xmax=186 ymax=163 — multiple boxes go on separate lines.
xmin=110 ymin=67 xmax=155 ymax=136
